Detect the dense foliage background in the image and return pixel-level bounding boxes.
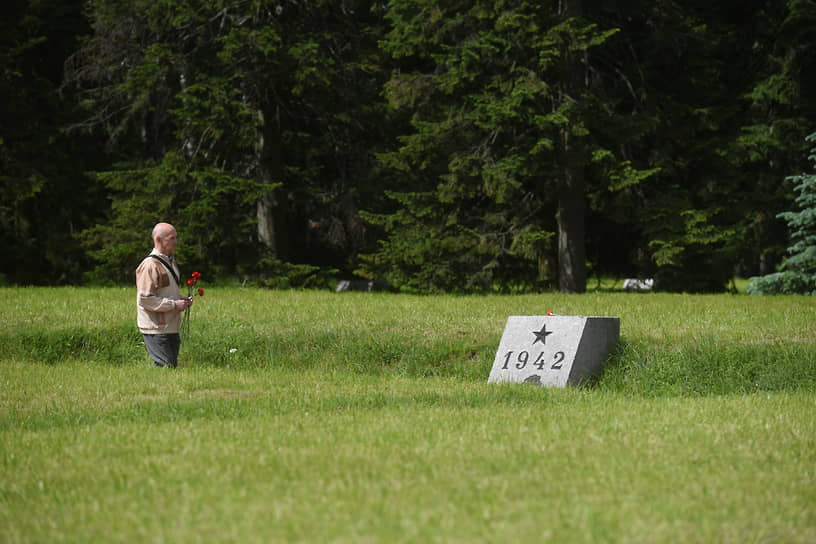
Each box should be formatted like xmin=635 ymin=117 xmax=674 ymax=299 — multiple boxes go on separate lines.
xmin=2 ymin=0 xmax=815 ymax=292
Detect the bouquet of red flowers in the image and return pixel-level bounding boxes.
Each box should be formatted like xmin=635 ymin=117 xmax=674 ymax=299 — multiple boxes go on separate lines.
xmin=181 ymin=271 xmax=204 ymax=338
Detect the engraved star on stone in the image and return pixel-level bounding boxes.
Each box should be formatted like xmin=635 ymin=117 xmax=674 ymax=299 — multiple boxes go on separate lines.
xmin=532 ymin=324 xmax=553 ymax=345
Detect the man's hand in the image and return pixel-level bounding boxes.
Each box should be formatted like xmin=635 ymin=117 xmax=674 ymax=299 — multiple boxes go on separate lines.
xmin=174 ymin=297 xmax=194 ymax=311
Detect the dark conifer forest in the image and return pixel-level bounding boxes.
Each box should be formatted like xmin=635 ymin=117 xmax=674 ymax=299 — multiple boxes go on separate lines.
xmin=2 ymin=0 xmax=815 ymax=292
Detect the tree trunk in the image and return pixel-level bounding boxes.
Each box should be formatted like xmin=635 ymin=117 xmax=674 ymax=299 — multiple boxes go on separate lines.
xmin=556 ymin=165 xmax=586 ymax=293
xmin=556 ymin=0 xmax=587 ymax=293
xmin=256 ymin=192 xmax=277 ymax=259
xmin=255 ymin=106 xmax=288 ymax=261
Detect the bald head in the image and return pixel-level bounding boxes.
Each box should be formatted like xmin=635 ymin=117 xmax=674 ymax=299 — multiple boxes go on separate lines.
xmin=152 ymin=222 xmax=178 ymax=255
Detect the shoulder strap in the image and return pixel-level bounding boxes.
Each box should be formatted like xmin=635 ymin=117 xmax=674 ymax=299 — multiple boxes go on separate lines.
xmin=148 ymin=254 xmax=180 ymax=286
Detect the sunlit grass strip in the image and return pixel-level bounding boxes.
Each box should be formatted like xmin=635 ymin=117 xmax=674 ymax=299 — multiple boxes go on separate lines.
xmin=2 ymin=287 xmax=815 ymax=395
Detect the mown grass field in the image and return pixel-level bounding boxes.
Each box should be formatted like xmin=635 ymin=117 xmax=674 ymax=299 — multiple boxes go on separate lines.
xmin=1 ymin=287 xmax=815 ymax=542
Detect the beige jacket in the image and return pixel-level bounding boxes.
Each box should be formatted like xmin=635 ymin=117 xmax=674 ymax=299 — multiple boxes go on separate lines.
xmin=136 ymin=249 xmax=183 ymax=334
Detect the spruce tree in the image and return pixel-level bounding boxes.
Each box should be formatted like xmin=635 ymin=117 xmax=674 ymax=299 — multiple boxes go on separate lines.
xmin=747 ymin=132 xmax=816 ymax=295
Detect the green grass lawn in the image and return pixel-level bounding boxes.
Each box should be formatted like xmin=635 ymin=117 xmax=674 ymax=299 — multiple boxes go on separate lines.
xmin=1 ymin=287 xmax=815 ymax=542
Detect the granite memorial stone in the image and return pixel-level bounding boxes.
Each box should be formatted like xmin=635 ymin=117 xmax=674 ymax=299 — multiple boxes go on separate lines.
xmin=488 ymin=316 xmax=620 ymax=387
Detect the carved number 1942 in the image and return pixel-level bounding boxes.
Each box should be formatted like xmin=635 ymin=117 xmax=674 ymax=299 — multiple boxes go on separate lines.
xmin=502 ymin=350 xmax=565 ymax=371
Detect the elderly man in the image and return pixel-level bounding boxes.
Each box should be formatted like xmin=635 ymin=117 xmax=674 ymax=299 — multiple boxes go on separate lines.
xmin=135 ymin=222 xmax=193 ymax=368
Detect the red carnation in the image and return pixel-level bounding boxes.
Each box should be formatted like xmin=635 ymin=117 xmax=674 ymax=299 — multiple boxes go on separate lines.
xmin=181 ymin=271 xmax=204 ymax=339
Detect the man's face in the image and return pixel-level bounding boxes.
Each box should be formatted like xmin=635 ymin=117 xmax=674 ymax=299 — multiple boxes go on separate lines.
xmin=156 ymin=228 xmax=178 ymax=255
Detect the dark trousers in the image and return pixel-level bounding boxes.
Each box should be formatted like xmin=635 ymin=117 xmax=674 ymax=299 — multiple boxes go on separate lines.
xmin=142 ymin=333 xmax=181 ymax=368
